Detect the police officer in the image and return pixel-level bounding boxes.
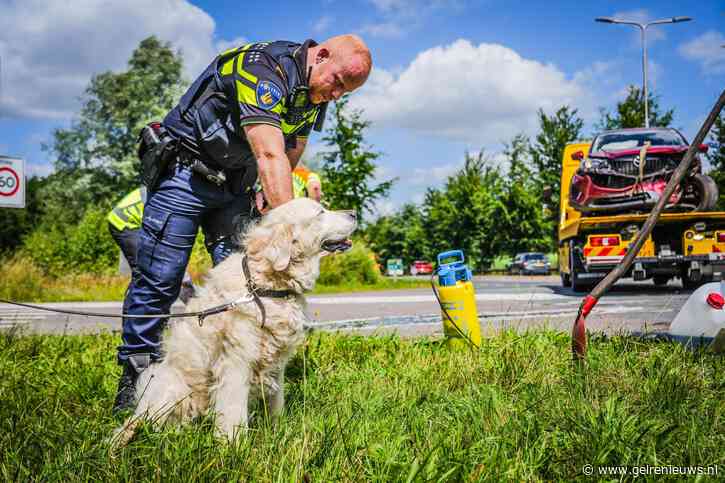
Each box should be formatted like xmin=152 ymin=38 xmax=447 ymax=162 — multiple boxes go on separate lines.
xmin=113 ymin=35 xmax=372 ymax=413
xmin=107 ymin=186 xmax=195 ymax=303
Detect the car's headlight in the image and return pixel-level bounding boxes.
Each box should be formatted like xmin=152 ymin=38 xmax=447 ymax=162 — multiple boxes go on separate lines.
xmin=580 ymin=158 xmax=610 ymax=171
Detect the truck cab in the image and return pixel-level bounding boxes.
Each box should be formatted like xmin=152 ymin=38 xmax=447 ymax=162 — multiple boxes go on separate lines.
xmin=558 ymin=142 xmax=725 ymax=292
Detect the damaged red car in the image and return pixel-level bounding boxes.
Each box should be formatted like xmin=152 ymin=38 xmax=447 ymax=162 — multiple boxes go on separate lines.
xmin=569 ymin=127 xmax=718 ymax=215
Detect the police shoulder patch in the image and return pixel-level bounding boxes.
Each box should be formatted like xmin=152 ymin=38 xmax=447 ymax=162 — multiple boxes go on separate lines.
xmin=255 ymin=81 xmax=283 ymax=110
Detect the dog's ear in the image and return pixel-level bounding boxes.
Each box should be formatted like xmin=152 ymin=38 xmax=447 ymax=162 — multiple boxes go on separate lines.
xmin=264 ymin=224 xmax=294 ymax=271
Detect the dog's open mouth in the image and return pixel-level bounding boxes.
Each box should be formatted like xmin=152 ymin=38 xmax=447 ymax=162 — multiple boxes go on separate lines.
xmin=322 ymin=238 xmax=353 ymax=253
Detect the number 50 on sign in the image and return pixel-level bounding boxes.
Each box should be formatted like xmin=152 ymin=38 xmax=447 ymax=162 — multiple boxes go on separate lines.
xmin=0 ymin=156 xmax=25 ymax=208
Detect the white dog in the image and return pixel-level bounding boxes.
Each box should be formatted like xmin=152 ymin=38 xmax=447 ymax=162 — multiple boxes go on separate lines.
xmin=112 ymin=198 xmax=356 ymax=448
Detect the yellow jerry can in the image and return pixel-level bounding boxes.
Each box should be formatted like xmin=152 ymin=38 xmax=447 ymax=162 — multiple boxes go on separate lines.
xmin=436 ymin=250 xmax=481 ymax=348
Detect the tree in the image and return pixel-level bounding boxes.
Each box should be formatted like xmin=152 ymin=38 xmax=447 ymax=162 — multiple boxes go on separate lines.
xmin=707 ymin=112 xmax=725 ymax=210
xmin=422 ymin=151 xmax=506 ymax=271
xmin=498 ymin=134 xmax=551 ymax=256
xmin=364 ymin=204 xmax=429 ymax=267
xmin=596 ymin=85 xmax=674 ymax=130
xmin=530 ymin=106 xmax=583 ymax=246
xmin=321 ymin=96 xmax=396 ymax=223
xmin=40 ymin=36 xmax=184 ymax=225
xmin=0 ymin=177 xmax=47 ymax=253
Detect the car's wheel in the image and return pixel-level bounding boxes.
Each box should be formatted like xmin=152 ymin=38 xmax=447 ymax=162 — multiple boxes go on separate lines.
xmin=691 ymin=173 xmax=719 ymax=212
xmin=570 ymin=240 xmax=594 ymax=293
xmin=652 ymin=275 xmax=670 ymax=287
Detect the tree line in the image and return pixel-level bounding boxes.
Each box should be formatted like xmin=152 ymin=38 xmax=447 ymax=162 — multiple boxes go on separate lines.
xmin=362 ymin=86 xmax=725 ymax=271
xmin=0 ymin=37 xmax=723 ymax=275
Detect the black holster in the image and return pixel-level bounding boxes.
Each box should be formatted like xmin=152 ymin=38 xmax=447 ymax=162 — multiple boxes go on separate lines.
xmin=138 ymin=122 xmax=177 ymax=190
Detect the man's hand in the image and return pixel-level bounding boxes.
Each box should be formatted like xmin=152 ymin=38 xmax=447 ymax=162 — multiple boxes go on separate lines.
xmin=244 ymin=124 xmax=294 ymax=209
xmin=307 ymin=179 xmax=323 ymax=202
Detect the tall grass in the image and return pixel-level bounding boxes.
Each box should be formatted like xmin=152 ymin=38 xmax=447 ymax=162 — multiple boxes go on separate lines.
xmin=0 ymin=244 xmax=427 ymax=302
xmin=1 ymin=330 xmax=722 ymax=481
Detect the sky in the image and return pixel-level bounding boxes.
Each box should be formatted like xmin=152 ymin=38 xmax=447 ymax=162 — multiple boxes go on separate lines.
xmin=0 ymin=0 xmax=723 ymax=215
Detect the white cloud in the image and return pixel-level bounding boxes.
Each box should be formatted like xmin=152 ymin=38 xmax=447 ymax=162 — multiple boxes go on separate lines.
xmin=678 ymin=31 xmax=725 ymax=74
xmin=312 ymin=16 xmax=333 ymax=34
xmin=27 ymin=162 xmax=54 ymax=177
xmin=411 ymin=162 xmax=459 ymax=185
xmin=608 ymin=9 xmax=667 ymax=44
xmin=214 ymin=37 xmax=249 ymax=55
xmin=0 ymin=0 xmax=240 ymax=121
xmin=359 ymin=22 xmax=405 ymax=39
xmin=349 ymin=39 xmax=588 ymax=144
xmin=360 ymin=0 xmax=462 ymax=38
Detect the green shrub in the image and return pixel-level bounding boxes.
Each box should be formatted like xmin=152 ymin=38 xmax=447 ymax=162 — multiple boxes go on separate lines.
xmin=0 ymin=256 xmax=47 ymax=301
xmin=21 ymin=206 xmax=117 ymax=275
xmin=317 ymin=240 xmax=382 ymax=286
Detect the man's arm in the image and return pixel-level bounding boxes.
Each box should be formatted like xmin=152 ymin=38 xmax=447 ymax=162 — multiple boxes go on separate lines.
xmin=244 ymin=124 xmax=293 ymax=208
xmin=286 ymin=137 xmax=307 ymax=170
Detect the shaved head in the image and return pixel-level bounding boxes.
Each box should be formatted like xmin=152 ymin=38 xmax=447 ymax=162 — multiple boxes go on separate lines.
xmin=307 ymin=34 xmax=372 ymax=103
xmin=319 ymin=34 xmax=372 ymax=88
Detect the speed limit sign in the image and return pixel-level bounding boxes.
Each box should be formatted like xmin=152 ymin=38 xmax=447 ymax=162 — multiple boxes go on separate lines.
xmin=0 ymin=156 xmax=25 ymax=208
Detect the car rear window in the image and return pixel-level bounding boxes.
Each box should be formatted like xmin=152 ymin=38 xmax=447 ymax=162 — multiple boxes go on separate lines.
xmin=525 ymin=254 xmax=546 ymax=261
xmin=592 ymin=130 xmax=686 ymax=152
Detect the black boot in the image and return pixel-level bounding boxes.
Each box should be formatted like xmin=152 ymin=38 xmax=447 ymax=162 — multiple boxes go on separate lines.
xmin=112 ymin=354 xmax=150 ymax=415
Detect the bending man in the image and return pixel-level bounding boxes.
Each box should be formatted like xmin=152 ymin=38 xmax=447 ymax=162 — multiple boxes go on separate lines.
xmin=114 ymin=35 xmax=371 ymax=413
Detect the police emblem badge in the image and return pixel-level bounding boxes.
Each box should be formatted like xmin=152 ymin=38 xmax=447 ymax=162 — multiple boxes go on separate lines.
xmin=256 ymin=81 xmax=282 ymax=110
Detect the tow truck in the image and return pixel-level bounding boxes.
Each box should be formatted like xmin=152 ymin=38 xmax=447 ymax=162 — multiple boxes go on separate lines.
xmin=558 ymin=142 xmax=725 ymax=292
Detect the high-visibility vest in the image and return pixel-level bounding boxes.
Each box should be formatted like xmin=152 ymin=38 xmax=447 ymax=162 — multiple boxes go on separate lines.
xmin=292 ymin=167 xmax=321 ymax=198
xmin=107 ymin=187 xmax=147 ymax=231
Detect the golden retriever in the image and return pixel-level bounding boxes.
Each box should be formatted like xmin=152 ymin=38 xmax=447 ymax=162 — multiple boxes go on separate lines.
xmin=112 ymin=198 xmax=356 ymax=448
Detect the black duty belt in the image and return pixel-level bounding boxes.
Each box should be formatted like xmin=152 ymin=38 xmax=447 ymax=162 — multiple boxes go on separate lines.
xmin=176 ymin=145 xmax=228 ymax=186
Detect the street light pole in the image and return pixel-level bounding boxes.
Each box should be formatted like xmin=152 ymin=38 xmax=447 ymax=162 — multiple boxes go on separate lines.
xmin=595 ymin=16 xmax=692 ymax=128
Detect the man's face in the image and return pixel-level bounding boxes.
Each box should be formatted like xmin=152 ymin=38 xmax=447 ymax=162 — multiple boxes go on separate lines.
xmin=308 ymin=56 xmax=365 ymax=104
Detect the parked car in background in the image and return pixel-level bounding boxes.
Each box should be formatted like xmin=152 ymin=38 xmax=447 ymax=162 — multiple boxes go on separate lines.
xmin=386 ymin=258 xmax=404 ymax=276
xmin=410 ymin=260 xmax=434 ymax=276
xmin=507 ymin=253 xmax=550 ymax=275
xmin=569 ymin=127 xmax=718 ymax=215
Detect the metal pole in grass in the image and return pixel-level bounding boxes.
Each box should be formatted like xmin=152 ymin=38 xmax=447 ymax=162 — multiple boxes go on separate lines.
xmin=571 ymin=89 xmax=725 ymax=361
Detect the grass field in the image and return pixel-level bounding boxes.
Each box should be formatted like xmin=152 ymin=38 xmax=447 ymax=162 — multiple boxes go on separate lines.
xmin=1 ymin=329 xmax=723 ymax=481
xmin=0 ymin=256 xmax=429 ymax=303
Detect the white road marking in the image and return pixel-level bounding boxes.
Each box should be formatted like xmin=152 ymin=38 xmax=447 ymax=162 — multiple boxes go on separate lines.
xmin=308 ymin=293 xmax=571 ymax=304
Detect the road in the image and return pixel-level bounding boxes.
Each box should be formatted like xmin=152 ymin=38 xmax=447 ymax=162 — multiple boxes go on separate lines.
xmin=0 ymin=275 xmax=694 ymax=338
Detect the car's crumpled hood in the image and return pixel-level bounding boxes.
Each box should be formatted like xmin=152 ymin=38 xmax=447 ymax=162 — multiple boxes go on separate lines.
xmin=589 ymin=145 xmax=687 ymax=159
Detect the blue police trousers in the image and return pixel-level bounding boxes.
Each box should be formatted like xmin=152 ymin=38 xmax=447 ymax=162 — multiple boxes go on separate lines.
xmin=118 ymin=164 xmax=253 ymax=363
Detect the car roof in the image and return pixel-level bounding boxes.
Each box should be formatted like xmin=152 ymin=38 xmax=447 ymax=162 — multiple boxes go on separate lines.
xmin=596 ymin=127 xmax=677 ymax=135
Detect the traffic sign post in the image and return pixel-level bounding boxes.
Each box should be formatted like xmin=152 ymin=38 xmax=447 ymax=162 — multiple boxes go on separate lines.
xmin=0 ymin=156 xmax=25 ymax=208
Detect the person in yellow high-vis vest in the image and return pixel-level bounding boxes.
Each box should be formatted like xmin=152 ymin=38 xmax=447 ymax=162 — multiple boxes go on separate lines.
xmin=254 ymin=164 xmax=323 ymax=212
xmin=107 ymin=187 xmax=195 ymax=304
xmin=292 ymin=165 xmax=323 ymax=201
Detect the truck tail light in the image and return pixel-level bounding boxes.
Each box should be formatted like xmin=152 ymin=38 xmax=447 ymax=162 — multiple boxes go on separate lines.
xmin=717 ymin=232 xmax=725 ymax=243
xmin=590 ymin=236 xmax=620 ymax=247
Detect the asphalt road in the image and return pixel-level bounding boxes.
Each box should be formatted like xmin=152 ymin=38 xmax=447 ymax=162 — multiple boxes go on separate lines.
xmin=0 ymin=275 xmax=694 ymax=338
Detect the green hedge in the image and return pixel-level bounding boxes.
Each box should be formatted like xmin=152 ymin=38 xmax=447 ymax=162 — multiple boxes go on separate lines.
xmin=21 ymin=207 xmax=117 ymax=276
xmin=317 ymin=241 xmax=382 ymax=286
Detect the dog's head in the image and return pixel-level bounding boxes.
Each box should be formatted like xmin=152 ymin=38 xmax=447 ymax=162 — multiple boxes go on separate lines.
xmin=244 ymin=198 xmax=357 ymax=292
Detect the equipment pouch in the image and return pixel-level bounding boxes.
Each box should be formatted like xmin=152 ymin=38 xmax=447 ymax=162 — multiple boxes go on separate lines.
xmin=138 ymin=123 xmax=176 ymax=190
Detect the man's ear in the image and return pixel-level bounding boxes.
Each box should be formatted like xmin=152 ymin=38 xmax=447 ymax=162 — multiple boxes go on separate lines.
xmin=264 ymin=224 xmax=294 ymax=271
xmin=315 ymin=47 xmax=330 ymax=64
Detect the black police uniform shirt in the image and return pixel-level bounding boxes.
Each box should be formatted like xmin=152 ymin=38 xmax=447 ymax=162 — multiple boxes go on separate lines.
xmin=163 ymin=40 xmax=323 ymax=173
